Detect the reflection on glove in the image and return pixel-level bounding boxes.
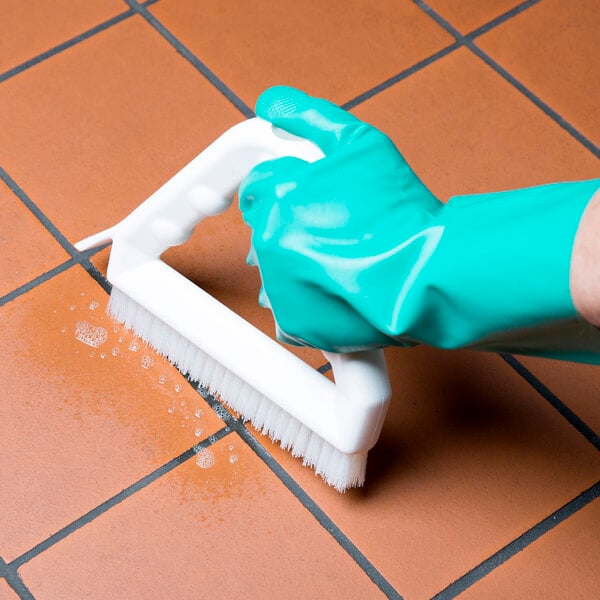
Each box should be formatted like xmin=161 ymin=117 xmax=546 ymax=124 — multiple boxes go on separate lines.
xmin=240 ymin=85 xmax=600 ymax=363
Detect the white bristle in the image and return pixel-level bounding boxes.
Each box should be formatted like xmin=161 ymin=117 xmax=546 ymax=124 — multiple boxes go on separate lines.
xmin=108 ymin=288 xmax=367 ymax=491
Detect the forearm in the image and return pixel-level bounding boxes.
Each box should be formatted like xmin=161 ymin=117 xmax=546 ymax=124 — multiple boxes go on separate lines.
xmin=571 ymin=188 xmax=600 ymax=327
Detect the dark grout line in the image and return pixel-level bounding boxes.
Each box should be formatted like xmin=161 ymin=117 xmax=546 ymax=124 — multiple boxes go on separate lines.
xmin=342 ymin=42 xmax=461 ymax=110
xmin=196 ymin=388 xmax=403 ymax=600
xmin=0 ymin=166 xmax=78 ymax=259
xmin=432 ymin=480 xmax=600 ymax=599
xmin=0 ymin=259 xmax=78 ymax=308
xmin=0 ymin=165 xmax=113 ymax=300
xmin=500 ymin=354 xmax=600 ymax=450
xmin=9 ymin=428 xmax=231 ymax=570
xmin=0 ymin=250 xmax=112 ymax=305
xmin=466 ymin=0 xmax=542 ymax=40
xmin=82 ymin=256 xmax=113 ymax=295
xmin=0 ymin=10 xmax=134 ymax=85
xmin=3 ymin=572 xmax=37 ymax=600
xmin=242 ymin=428 xmax=404 ymax=599
xmin=317 ymin=361 xmax=332 ymax=374
xmin=122 ymin=0 xmax=254 ymax=118
xmin=342 ymin=0 xmax=541 ymax=111
xmin=0 ymin=557 xmax=37 ymax=600
xmin=470 ymin=47 xmax=598 ymax=156
xmin=412 ymin=0 xmax=600 ymax=158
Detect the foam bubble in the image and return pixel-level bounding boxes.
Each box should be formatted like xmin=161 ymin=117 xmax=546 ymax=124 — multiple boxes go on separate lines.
xmin=75 ymin=321 xmax=108 ymax=348
xmin=140 ymin=355 xmax=153 ymax=369
xmin=195 ymin=448 xmax=216 ymax=469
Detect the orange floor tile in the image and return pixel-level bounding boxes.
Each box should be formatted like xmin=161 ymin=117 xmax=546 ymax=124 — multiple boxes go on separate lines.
xmin=1 ymin=1 xmax=599 ymax=599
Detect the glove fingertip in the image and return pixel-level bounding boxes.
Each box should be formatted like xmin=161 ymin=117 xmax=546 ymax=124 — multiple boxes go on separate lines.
xmin=256 ymin=85 xmax=307 ymax=121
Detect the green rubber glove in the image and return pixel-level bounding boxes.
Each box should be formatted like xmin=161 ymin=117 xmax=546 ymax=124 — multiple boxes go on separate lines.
xmin=239 ymin=86 xmax=600 ymax=363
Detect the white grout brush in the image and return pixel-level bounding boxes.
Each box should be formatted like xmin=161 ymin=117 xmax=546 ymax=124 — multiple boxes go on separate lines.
xmin=75 ymin=118 xmax=392 ymax=491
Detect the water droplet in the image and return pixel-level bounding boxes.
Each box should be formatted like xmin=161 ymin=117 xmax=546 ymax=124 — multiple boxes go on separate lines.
xmin=229 ymin=454 xmax=238 ymax=464
xmin=228 ymin=444 xmax=235 ymax=452
xmin=69 ymin=305 xmax=76 ymax=311
xmin=180 ymin=401 xmax=185 ymax=407
xmin=167 ymin=406 xmax=175 ymax=414
xmin=99 ymin=352 xmax=106 ymax=359
xmin=194 ymin=427 xmax=203 ymax=437
xmin=158 ymin=375 xmax=167 ymax=385
xmin=75 ymin=321 xmax=108 ymax=348
xmin=140 ymin=355 xmax=153 ymax=369
xmin=113 ymin=326 xmax=120 ymax=334
xmin=61 ymin=327 xmax=67 ymax=333
xmin=128 ymin=340 xmax=140 ymax=352
xmin=184 ymin=415 xmax=190 ymax=420
xmin=194 ymin=408 xmax=203 ymax=418
xmin=195 ymin=448 xmax=216 ymax=469
xmin=174 ymin=383 xmax=183 ymax=393
xmin=111 ymin=347 xmax=120 ymax=357
xmin=89 ymin=301 xmax=100 ymax=310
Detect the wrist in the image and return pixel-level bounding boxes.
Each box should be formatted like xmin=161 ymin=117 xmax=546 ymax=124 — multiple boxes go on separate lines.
xmin=571 ymin=188 xmax=600 ymax=326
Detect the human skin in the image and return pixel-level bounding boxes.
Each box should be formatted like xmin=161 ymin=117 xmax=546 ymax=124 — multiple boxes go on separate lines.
xmin=571 ymin=189 xmax=600 ymax=326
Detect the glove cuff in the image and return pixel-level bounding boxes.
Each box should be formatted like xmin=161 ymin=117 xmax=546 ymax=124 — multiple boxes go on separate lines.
xmin=396 ymin=179 xmax=600 ymax=362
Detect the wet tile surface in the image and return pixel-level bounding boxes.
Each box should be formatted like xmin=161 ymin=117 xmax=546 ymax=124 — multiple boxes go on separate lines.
xmin=458 ymin=497 xmax=600 ymax=599
xmin=1 ymin=1 xmax=599 ymax=599
xmin=150 ymin=0 xmax=454 ymax=105
xmin=0 ymin=268 xmax=223 ymax=562
xmin=0 ymin=0 xmax=124 ymax=74
xmin=20 ymin=435 xmax=386 ymax=600
xmin=0 ymin=180 xmax=68 ymax=298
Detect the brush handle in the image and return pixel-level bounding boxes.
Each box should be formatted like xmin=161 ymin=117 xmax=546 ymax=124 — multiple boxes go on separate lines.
xmin=76 ymin=118 xmax=392 ymax=455
xmin=75 ymin=118 xmax=323 ymax=258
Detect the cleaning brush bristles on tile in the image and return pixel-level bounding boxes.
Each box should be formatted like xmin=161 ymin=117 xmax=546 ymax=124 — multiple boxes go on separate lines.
xmin=76 ymin=118 xmax=392 ymax=491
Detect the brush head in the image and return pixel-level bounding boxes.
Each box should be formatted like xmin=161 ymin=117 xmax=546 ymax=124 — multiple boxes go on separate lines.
xmin=109 ymin=286 xmax=368 ymax=491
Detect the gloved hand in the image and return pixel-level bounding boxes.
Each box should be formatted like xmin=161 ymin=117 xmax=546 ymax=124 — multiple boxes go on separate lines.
xmin=239 ymin=85 xmax=600 ymax=363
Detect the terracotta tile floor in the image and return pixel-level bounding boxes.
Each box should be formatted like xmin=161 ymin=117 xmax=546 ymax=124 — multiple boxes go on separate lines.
xmin=1 ymin=1 xmax=598 ymax=599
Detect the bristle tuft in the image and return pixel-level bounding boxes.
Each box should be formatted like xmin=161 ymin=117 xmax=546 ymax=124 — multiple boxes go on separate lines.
xmin=108 ymin=288 xmax=367 ymax=491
